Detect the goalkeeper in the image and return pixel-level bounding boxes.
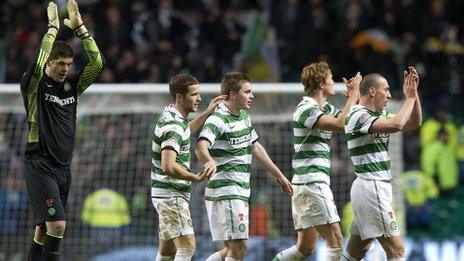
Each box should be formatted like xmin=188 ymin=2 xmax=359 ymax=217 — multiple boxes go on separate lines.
xmin=21 ymin=1 xmax=104 ymax=260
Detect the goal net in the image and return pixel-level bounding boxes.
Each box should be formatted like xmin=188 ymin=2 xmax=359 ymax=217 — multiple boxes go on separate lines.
xmin=0 ymin=83 xmax=403 ymax=260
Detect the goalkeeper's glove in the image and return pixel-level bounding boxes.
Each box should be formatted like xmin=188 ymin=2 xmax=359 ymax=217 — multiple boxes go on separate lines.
xmin=63 ymin=0 xmax=88 ymax=37
xmin=47 ymin=2 xmax=59 ymax=37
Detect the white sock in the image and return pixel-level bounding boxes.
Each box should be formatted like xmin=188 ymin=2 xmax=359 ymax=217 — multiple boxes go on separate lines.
xmin=273 ymin=245 xmax=306 ymax=261
xmin=326 ymin=246 xmax=343 ymax=261
xmin=174 ymin=248 xmax=194 ymax=261
xmin=224 ymin=257 xmax=241 ymax=261
xmin=341 ymin=252 xmax=358 ymax=261
xmin=156 ymin=252 xmax=174 ymax=261
xmin=387 ymin=258 xmax=405 ymax=261
xmin=205 ymin=251 xmax=223 ymax=261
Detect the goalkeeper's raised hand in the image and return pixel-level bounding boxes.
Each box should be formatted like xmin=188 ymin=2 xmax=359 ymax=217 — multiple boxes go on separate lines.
xmin=47 ymin=2 xmax=59 ymax=37
xmin=64 ymin=0 xmax=88 ymax=37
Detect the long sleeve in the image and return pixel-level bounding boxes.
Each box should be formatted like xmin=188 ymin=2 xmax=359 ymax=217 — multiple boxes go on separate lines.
xmin=20 ymin=33 xmax=55 ymax=96
xmin=76 ymin=36 xmax=104 ymax=95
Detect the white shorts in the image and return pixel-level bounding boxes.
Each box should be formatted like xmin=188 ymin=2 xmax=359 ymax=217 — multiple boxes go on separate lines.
xmin=350 ymin=178 xmax=400 ymax=240
xmin=205 ymin=199 xmax=249 ymax=241
xmin=152 ymin=196 xmax=194 ymax=241
xmin=292 ymin=182 xmax=340 ymax=230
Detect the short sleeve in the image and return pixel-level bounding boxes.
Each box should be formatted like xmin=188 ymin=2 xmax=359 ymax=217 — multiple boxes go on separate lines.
xmin=198 ymin=116 xmax=224 ymax=146
xmin=298 ymin=106 xmax=324 ymax=129
xmin=160 ymin=124 xmax=183 ymax=153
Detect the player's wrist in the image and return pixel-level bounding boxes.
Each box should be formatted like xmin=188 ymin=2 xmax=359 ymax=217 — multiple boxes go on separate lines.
xmin=74 ymin=24 xmax=89 ymax=38
xmin=47 ymin=27 xmax=58 ymax=38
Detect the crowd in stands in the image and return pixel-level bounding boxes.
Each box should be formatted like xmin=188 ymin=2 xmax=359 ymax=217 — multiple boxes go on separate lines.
xmin=2 ymin=0 xmax=464 ymax=254
xmin=2 ymin=0 xmax=464 ymax=112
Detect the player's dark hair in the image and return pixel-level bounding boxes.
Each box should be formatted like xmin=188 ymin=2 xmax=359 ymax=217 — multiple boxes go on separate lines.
xmin=169 ymin=74 xmax=200 ymax=101
xmin=49 ymin=41 xmax=74 ymax=60
xmin=359 ymin=73 xmax=384 ymax=95
xmin=220 ymin=72 xmax=250 ymax=96
xmin=301 ymin=61 xmax=331 ymax=96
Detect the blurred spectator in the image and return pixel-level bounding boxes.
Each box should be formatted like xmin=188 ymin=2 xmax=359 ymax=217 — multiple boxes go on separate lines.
xmin=420 ymin=106 xmax=458 ymax=155
xmin=82 ymin=188 xmax=131 ymax=229
xmin=421 ymin=129 xmax=459 ymax=194
xmin=81 ymin=188 xmax=131 ymax=253
xmin=458 ymin=125 xmax=464 ymax=183
xmin=401 ymin=170 xmax=439 ymax=231
xmin=0 ymin=175 xmax=29 ymax=235
xmin=341 ymin=201 xmax=354 ymax=238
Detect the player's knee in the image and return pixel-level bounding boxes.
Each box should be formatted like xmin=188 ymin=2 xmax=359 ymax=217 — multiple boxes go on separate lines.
xmin=175 ymin=248 xmax=194 ymax=260
xmin=295 ymin=242 xmax=315 ymax=256
xmin=46 ymin=221 xmax=66 ymax=236
xmin=229 ymin=240 xmax=247 ymax=256
xmin=386 ymin=243 xmax=405 ymax=258
xmin=178 ymin=239 xmax=195 ymax=253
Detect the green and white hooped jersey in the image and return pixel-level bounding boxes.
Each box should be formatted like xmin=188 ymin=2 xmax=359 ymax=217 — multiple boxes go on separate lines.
xmin=198 ymin=102 xmax=258 ymax=202
xmin=292 ymin=96 xmax=340 ymax=185
xmin=151 ymin=106 xmax=192 ymax=199
xmin=345 ymin=105 xmax=392 ymax=181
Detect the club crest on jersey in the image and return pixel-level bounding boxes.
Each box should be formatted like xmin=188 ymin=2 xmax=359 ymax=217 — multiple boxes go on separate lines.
xmin=238 ymin=223 xmax=246 ymax=232
xmin=63 ymin=82 xmax=71 ymax=92
xmin=373 ymin=133 xmax=389 ymax=138
xmin=181 ymin=143 xmax=190 ymax=151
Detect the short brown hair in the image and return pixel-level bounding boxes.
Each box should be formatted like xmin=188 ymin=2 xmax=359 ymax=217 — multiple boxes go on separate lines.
xmin=49 ymin=41 xmax=74 ymax=60
xmin=359 ymin=73 xmax=384 ymax=95
xmin=220 ymin=72 xmax=250 ymax=96
xmin=301 ymin=61 xmax=331 ymax=95
xmin=169 ymin=74 xmax=199 ymax=101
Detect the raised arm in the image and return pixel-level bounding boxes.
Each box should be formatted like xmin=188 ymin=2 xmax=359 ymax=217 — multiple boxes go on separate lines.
xmin=20 ymin=2 xmax=59 ymax=95
xmin=189 ymin=95 xmax=226 ymax=133
xmin=315 ymin=72 xmax=361 ymax=132
xmin=252 ymin=142 xmax=293 ymax=196
xmin=403 ymin=66 xmax=422 ymax=131
xmin=64 ymin=0 xmax=104 ymax=95
xmin=370 ymin=69 xmax=418 ymax=133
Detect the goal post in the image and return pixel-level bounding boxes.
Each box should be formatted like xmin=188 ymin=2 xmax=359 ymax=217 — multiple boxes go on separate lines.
xmin=0 ymin=83 xmax=404 ymax=260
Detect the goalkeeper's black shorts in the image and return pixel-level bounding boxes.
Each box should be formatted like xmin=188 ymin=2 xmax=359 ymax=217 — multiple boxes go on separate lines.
xmin=24 ymin=156 xmax=71 ymax=225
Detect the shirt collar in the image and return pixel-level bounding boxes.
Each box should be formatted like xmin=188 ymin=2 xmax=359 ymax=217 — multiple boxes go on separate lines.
xmin=218 ymin=102 xmax=236 ymax=115
xmin=303 ymin=96 xmax=326 ymax=108
xmin=165 ymin=104 xmax=185 ymax=119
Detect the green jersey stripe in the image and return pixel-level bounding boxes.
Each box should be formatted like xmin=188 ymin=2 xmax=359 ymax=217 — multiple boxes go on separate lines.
xmin=294 ymin=165 xmax=330 ymax=175
xmin=205 ymin=195 xmax=249 ymax=202
xmin=151 ymin=163 xmax=164 ymax=175
xmin=354 ymin=160 xmax=390 ymax=174
xmin=203 ymin=123 xmax=221 ymax=136
xmin=219 ymin=127 xmax=254 ymax=140
xmin=151 ymin=180 xmax=191 ymax=193
xmin=212 ymin=111 xmax=248 ymax=123
xmin=161 ymin=131 xmax=184 ymax=144
xmin=216 ymin=163 xmax=251 ymax=173
xmin=296 ymin=107 xmax=315 ymax=126
xmin=293 ymin=135 xmax=330 ymax=144
xmin=293 ymin=150 xmax=330 ymax=159
xmin=210 ymin=147 xmax=252 ymax=157
xmin=348 ymin=143 xmax=388 ymax=156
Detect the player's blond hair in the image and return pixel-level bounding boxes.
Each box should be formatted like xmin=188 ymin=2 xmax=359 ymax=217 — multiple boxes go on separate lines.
xmin=301 ymin=61 xmax=331 ymax=96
